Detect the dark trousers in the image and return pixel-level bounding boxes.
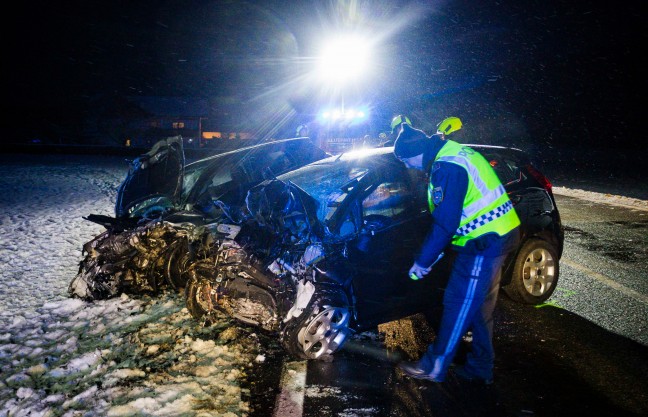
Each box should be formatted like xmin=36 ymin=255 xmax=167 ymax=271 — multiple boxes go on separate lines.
xmin=418 ymin=251 xmax=507 ymax=381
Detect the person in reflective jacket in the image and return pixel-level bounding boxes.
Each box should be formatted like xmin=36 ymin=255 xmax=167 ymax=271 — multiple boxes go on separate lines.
xmin=394 ymin=123 xmax=520 ymax=384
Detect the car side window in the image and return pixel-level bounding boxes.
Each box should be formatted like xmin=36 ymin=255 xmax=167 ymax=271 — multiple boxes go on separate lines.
xmin=266 ymin=151 xmax=294 ymax=177
xmin=485 ymin=154 xmax=525 ymax=186
xmin=362 ymin=181 xmax=411 ymax=219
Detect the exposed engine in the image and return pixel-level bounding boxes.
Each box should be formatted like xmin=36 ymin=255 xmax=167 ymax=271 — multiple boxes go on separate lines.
xmin=183 ymin=178 xmax=333 ymax=333
xmin=69 ymin=220 xmax=229 ymax=300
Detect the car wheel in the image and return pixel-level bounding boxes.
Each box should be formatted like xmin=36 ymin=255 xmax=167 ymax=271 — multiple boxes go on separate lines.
xmin=281 ymin=295 xmax=351 ymax=360
xmin=184 ymin=275 xmax=217 ymax=321
xmin=503 ymin=238 xmax=559 ymax=304
xmin=165 ymin=239 xmax=192 ymax=290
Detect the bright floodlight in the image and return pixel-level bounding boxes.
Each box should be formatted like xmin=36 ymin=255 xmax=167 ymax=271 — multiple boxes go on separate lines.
xmin=318 ymin=35 xmax=371 ymax=84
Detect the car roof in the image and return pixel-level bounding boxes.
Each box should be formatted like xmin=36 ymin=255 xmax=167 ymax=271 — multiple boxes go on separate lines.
xmin=185 ymin=137 xmax=320 ymax=168
xmin=309 ymin=143 xmax=528 ymax=165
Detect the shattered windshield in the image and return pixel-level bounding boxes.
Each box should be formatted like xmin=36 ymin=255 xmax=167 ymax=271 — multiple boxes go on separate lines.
xmin=181 ymin=157 xmax=240 ymax=202
xmin=279 ymin=161 xmax=368 ymax=223
xmin=181 ymin=161 xmax=210 ymax=201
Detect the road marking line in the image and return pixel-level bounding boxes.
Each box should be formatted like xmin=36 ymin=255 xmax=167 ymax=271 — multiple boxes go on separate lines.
xmin=535 ymin=300 xmax=563 ymax=308
xmin=272 ymin=360 xmax=307 ymax=417
xmin=562 ymin=258 xmax=648 ymax=305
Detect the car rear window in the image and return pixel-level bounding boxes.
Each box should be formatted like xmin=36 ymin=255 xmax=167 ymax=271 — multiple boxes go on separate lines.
xmin=478 ymin=148 xmax=526 ymax=186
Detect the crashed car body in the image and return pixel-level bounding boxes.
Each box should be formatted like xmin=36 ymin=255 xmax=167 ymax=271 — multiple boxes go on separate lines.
xmin=183 ymin=145 xmax=564 ymax=360
xmin=69 ymin=136 xmax=329 ymax=300
xmin=70 ymin=138 xmax=564 ymax=362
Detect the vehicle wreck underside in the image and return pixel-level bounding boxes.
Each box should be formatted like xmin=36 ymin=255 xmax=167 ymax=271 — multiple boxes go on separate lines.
xmin=69 ymin=179 xmax=354 ymax=359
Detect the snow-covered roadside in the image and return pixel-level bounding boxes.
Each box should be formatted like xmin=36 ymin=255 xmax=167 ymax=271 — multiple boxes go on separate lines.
xmin=0 ymin=292 xmax=260 ymax=416
xmin=552 ymin=186 xmax=648 ymax=212
xmin=0 ymin=154 xmax=123 ymax=325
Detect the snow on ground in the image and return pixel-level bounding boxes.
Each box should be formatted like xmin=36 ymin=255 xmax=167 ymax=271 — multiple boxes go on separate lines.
xmin=0 ymin=152 xmax=646 ymax=415
xmin=552 ymin=187 xmax=648 ymax=212
xmin=0 ymin=154 xmax=123 ymax=324
xmin=0 ymin=292 xmax=259 ymax=417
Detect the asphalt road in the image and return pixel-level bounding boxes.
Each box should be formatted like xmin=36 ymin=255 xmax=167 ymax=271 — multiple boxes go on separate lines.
xmin=248 ymin=194 xmax=648 ymax=417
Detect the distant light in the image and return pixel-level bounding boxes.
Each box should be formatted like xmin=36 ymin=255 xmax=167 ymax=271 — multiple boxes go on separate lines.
xmin=317 ymin=35 xmax=371 ymax=84
xmin=318 ymin=107 xmax=370 ymax=124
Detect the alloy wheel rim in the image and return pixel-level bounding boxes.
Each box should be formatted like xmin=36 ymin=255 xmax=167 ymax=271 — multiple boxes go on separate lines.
xmin=522 ymin=248 xmax=556 ymax=296
xmin=298 ymin=306 xmax=350 ymax=359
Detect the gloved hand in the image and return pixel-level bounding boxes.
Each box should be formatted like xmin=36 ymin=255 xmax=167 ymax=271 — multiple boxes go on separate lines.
xmin=409 ymin=262 xmax=432 ymax=280
xmin=408 ymin=252 xmax=445 ymax=280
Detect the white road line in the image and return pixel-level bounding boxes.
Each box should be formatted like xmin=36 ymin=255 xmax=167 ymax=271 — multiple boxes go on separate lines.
xmin=562 ymin=258 xmax=648 ymax=305
xmin=272 ymin=360 xmax=307 ymax=417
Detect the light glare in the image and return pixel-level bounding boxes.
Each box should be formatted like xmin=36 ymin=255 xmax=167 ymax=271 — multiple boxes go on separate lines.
xmin=318 ymin=35 xmax=371 ymax=84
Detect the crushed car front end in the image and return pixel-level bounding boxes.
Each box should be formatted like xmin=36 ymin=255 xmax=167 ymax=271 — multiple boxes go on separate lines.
xmin=184 ymin=178 xmax=356 ymax=359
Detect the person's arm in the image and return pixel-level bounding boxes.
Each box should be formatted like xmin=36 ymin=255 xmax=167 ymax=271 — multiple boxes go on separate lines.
xmin=415 ymin=162 xmax=468 ymax=268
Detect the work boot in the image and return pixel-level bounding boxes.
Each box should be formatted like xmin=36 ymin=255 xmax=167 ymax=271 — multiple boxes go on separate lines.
xmin=398 ymin=361 xmax=444 ymax=382
xmin=453 ymin=365 xmax=493 ymax=385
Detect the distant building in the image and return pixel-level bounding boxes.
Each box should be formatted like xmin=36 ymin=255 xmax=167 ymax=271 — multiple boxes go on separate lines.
xmin=83 ymin=94 xmax=254 ymax=149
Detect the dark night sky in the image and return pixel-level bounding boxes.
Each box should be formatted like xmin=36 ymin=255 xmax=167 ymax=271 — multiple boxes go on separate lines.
xmin=4 ymin=0 xmax=644 ymax=158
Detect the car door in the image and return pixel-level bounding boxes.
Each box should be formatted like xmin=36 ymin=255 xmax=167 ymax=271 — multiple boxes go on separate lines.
xmin=347 ymin=160 xmax=439 ymax=327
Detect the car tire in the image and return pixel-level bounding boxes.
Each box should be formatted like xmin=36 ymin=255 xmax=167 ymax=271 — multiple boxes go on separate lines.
xmin=184 ymin=275 xmax=216 ymax=321
xmin=165 ymin=239 xmax=192 ymax=290
xmin=280 ymin=293 xmax=351 ymax=360
xmin=503 ymin=238 xmax=559 ymax=304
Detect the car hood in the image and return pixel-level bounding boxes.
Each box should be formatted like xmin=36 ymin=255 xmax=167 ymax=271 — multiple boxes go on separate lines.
xmin=115 ymin=136 xmax=185 ymax=219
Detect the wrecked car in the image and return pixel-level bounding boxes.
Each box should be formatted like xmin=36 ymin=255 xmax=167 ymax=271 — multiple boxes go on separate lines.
xmin=183 ymin=146 xmax=564 ymax=359
xmin=70 ymin=139 xmax=564 ymax=361
xmin=69 ymin=136 xmax=328 ymax=300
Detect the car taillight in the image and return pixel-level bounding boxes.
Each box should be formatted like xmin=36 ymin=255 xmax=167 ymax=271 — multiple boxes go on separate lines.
xmin=526 ymin=164 xmax=552 ymax=192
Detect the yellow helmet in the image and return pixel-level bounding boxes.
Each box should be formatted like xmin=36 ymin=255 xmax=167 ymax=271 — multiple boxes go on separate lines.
xmin=390 ymin=115 xmax=412 ymax=133
xmin=436 ymin=117 xmax=462 ymax=135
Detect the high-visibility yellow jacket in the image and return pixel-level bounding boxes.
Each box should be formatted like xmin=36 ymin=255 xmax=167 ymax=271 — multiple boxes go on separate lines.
xmin=427 ymin=140 xmax=520 ymax=247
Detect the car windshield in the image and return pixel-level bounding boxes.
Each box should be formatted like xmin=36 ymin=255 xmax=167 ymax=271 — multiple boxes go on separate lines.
xmin=180 ymin=139 xmax=328 ymax=207
xmin=280 ymin=161 xmax=369 ymax=224
xmin=180 ymin=156 xmax=239 ymax=202
xmin=181 ymin=161 xmax=209 ymax=201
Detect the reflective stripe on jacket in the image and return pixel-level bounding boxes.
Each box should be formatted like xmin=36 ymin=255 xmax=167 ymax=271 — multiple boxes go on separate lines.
xmin=427 ymin=140 xmax=520 ymax=247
